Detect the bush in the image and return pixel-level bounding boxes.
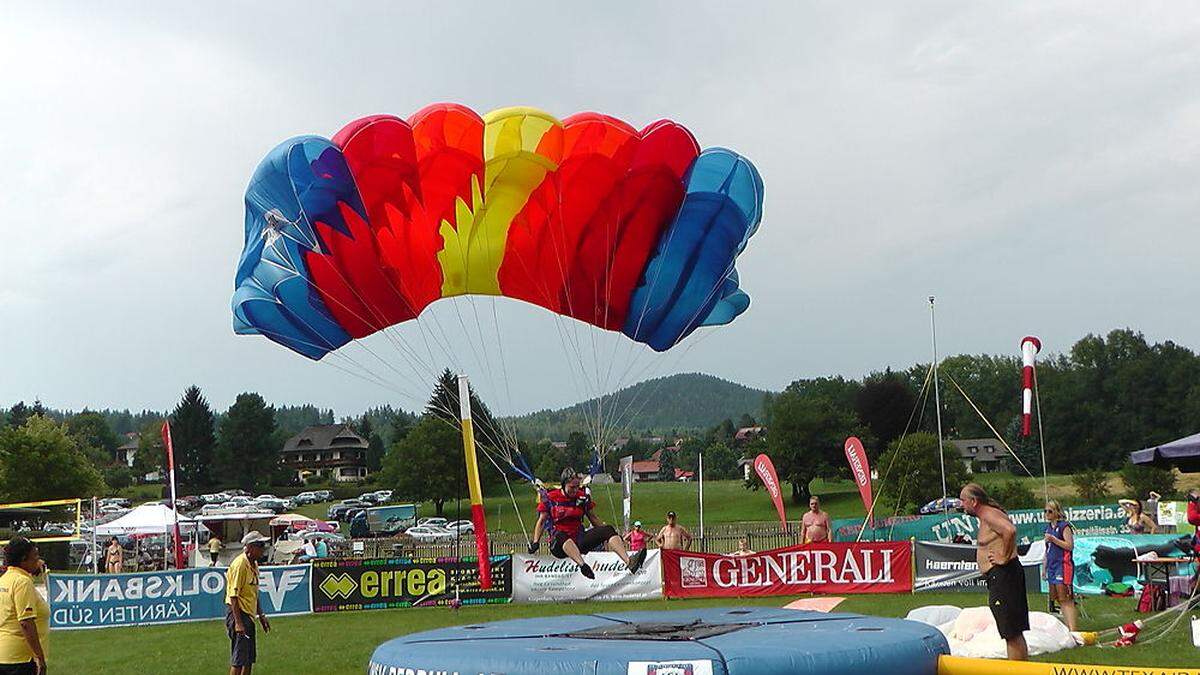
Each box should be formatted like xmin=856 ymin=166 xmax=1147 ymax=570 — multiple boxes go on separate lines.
xmin=1071 ymin=467 xmax=1112 ymax=503
xmin=102 ymin=466 xmax=134 ymax=492
xmin=990 ymin=479 xmax=1038 ymax=510
xmin=1119 ymin=463 xmax=1176 ymax=499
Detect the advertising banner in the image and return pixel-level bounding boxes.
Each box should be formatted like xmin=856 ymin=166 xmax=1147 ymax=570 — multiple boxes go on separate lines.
xmin=512 ymin=551 xmax=661 ymax=603
xmin=913 ymin=541 xmax=1042 ymax=593
xmin=834 ymin=503 xmax=1127 ymax=544
xmin=50 ymin=564 xmax=313 ymax=630
xmin=661 ymin=542 xmax=911 ymax=598
xmin=843 ymin=437 xmax=874 ymax=524
xmin=753 ymin=454 xmax=788 ymax=531
xmin=365 ymin=504 xmax=417 ymax=535
xmin=311 ymin=556 xmax=512 ymax=612
xmin=620 ymin=455 xmax=633 ymax=533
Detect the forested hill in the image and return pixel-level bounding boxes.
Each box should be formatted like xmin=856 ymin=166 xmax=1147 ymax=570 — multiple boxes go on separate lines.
xmin=510 ymin=373 xmax=771 ymax=440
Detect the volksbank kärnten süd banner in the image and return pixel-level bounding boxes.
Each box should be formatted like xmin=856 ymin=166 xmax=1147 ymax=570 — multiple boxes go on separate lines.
xmin=50 ymin=564 xmax=312 ymax=629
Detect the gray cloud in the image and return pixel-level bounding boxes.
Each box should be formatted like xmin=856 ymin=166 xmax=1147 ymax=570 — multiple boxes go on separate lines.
xmin=2 ymin=2 xmax=1197 ymax=416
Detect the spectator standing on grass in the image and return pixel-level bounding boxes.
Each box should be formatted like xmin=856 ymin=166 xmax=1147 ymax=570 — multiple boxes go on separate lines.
xmin=208 ymin=534 xmax=223 ymax=567
xmin=1042 ymin=500 xmax=1078 ymax=631
xmin=104 ymin=537 xmax=123 ymax=574
xmin=1119 ymin=499 xmax=1156 ymax=534
xmin=801 ymin=496 xmax=831 ymax=543
xmin=0 ymin=537 xmax=49 ymax=675
xmin=624 ymin=522 xmax=647 ymax=552
xmin=225 ymin=532 xmax=271 ymax=675
xmin=1145 ymin=491 xmax=1160 ymax=527
xmin=960 ymin=482 xmax=1028 ymax=661
xmin=315 ymin=538 xmax=329 ymax=559
xmin=654 ymin=511 xmax=692 ymax=550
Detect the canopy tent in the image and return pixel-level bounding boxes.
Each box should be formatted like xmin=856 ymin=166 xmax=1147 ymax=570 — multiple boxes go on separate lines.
xmin=1130 ymin=431 xmax=1200 ymax=472
xmin=94 ymin=504 xmax=196 ymax=536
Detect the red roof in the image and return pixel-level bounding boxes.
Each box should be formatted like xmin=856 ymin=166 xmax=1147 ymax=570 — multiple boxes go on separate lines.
xmin=631 ymin=460 xmax=659 ymax=474
xmin=674 ymin=468 xmax=694 ymax=479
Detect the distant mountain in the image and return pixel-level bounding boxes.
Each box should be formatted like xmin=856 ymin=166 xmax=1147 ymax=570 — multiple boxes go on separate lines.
xmin=510 ymin=373 xmax=772 ymax=440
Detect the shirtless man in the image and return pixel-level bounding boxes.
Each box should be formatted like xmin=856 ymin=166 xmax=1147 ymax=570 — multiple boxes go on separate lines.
xmin=802 ymin=496 xmax=831 ymax=543
xmin=654 ymin=511 xmax=692 ymax=550
xmin=960 ymin=482 xmax=1028 ymax=661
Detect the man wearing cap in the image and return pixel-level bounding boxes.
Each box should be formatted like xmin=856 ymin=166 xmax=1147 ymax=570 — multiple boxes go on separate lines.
xmin=654 ymin=511 xmax=693 ymax=551
xmin=225 ymin=532 xmax=271 ymax=675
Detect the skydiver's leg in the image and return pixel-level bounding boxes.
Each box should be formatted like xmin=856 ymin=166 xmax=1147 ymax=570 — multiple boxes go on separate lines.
xmin=559 ymin=538 xmax=594 ymax=578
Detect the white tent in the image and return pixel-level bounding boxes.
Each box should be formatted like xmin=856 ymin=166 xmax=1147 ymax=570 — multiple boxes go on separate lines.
xmin=95 ymin=504 xmax=197 ymax=536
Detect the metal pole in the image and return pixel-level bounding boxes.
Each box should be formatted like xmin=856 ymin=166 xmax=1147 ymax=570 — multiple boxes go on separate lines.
xmin=929 ymin=296 xmax=948 ymax=513
xmin=698 ymin=452 xmax=705 ymax=543
xmin=91 ymin=497 xmax=98 ymax=574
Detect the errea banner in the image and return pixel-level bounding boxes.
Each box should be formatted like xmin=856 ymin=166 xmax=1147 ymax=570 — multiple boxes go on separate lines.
xmin=513 ymin=551 xmax=661 ymax=603
xmin=49 ymin=564 xmax=312 ymax=630
xmin=311 ymin=556 xmax=512 ymax=612
xmin=661 ymin=542 xmax=911 ymax=598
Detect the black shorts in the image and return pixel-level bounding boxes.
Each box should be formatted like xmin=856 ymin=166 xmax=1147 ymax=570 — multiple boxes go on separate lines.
xmin=550 ymin=525 xmax=616 ymax=559
xmin=0 ymin=661 xmax=36 ymax=675
xmin=985 ymin=557 xmax=1030 ymax=639
xmin=226 ymin=608 xmax=257 ymax=667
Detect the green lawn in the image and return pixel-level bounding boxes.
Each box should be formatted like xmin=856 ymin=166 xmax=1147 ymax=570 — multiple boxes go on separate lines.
xmin=51 ymin=591 xmax=1196 ymax=674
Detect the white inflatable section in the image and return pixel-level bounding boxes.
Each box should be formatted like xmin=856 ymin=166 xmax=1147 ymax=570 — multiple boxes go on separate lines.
xmin=905 ymin=605 xmax=1078 ymax=658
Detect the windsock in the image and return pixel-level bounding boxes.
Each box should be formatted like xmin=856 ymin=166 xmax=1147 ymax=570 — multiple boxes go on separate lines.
xmin=1020 ymin=336 xmax=1042 ymax=437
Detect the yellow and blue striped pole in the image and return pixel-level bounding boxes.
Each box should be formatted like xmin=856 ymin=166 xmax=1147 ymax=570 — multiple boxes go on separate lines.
xmin=458 ymin=375 xmax=492 ymax=589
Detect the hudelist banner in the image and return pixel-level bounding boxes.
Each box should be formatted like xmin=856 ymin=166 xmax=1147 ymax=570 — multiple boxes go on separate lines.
xmin=50 ymin=564 xmax=313 ymax=630
xmin=311 ymin=556 xmax=512 ymax=612
xmin=513 ymin=551 xmax=661 ymax=603
xmin=661 ymin=542 xmax=912 ymax=598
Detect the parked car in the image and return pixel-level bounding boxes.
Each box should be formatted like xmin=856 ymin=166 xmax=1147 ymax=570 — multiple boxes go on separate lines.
xmin=200 ymin=503 xmax=227 ymax=515
xmin=372 ymin=490 xmax=393 ymax=503
xmin=293 ymin=492 xmax=319 ymax=506
xmin=314 ymin=490 xmax=334 ymax=502
xmin=445 ymin=520 xmax=474 ymax=535
xmin=358 ymin=492 xmax=384 ymax=504
xmin=405 ymin=526 xmax=455 ymax=542
xmin=99 ymin=497 xmax=132 ymax=509
xmin=226 ymin=489 xmax=251 ymax=497
xmin=417 ymin=517 xmax=448 ymax=528
xmin=328 ymin=499 xmax=369 ymax=521
xmin=255 ymin=494 xmax=280 ymax=502
xmin=98 ymin=504 xmax=127 ymax=515
xmin=252 ymin=498 xmax=289 ymax=514
xmin=918 ymin=497 xmax=963 ymax=515
xmin=174 ymin=496 xmax=202 ymax=512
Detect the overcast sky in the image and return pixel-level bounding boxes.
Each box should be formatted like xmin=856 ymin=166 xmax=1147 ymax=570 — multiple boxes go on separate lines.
xmin=2 ymin=2 xmax=1198 ymax=418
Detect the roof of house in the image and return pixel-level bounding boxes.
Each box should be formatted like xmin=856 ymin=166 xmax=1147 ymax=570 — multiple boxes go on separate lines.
xmin=281 ymin=424 xmax=367 ymax=453
xmin=735 ymin=426 xmax=766 ymax=441
xmin=949 ymin=438 xmax=1005 ymax=462
xmin=117 ymin=432 xmax=139 ymax=451
xmin=631 ymin=460 xmax=659 ymax=474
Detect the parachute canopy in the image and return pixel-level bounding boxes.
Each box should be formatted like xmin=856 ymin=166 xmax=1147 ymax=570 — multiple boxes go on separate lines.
xmin=233 ymin=104 xmax=764 ymax=358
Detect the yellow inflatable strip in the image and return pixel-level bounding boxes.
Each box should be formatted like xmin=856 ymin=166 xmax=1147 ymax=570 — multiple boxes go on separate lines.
xmin=939 ymin=655 xmax=1200 ymax=675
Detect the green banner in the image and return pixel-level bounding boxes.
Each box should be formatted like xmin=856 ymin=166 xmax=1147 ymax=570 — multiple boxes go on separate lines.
xmin=833 ymin=503 xmax=1128 ymax=544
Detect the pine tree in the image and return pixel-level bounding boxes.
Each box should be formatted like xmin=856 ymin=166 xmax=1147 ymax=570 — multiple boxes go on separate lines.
xmin=170 ymin=386 xmax=217 ymax=487
xmin=6 ymin=402 xmax=32 ymax=428
xmin=215 ymin=393 xmax=278 ymax=491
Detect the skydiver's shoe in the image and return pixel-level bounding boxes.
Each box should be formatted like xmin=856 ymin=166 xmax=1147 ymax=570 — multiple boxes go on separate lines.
xmin=579 ymin=562 xmax=595 ymax=579
xmin=628 ymin=549 xmax=647 ymax=574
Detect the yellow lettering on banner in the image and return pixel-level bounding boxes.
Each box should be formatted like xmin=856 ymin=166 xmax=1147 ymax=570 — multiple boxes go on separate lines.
xmin=428 ymin=570 xmax=446 ymax=596
xmin=408 ymin=569 xmax=425 ymax=596
xmin=939 ymin=655 xmax=1200 ymax=675
xmin=361 ymin=571 xmax=378 ymax=598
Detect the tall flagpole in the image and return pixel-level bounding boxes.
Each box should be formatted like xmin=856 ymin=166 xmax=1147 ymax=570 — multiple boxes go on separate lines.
xmin=457 ymin=375 xmax=493 ymax=590
xmin=929 ymin=296 xmax=948 ymax=514
xmin=160 ymin=421 xmax=185 ymax=569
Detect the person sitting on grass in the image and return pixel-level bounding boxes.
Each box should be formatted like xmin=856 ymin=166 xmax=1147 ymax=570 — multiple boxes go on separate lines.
xmin=1042 ymin=500 xmax=1078 ymax=631
xmin=529 ymin=468 xmax=647 ymax=579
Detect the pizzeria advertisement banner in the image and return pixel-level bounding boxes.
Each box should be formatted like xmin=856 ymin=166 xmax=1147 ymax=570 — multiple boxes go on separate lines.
xmin=661 ymin=541 xmax=912 ymax=598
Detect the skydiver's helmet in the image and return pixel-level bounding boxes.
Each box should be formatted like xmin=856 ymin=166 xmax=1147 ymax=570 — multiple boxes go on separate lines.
xmin=560 ymin=468 xmax=591 ymax=496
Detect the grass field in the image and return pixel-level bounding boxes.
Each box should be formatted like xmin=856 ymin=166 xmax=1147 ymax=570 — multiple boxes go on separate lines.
xmin=52 ymin=591 xmax=1197 ymax=674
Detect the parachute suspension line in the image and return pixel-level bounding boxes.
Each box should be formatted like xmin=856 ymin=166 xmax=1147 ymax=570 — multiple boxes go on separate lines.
xmin=1032 ymin=366 xmax=1050 ymax=504
xmin=852 ymin=363 xmax=932 ymax=539
xmin=943 ymin=374 xmax=1037 ymax=479
xmin=479 ymin=446 xmax=530 ymax=542
xmin=890 ymin=379 xmax=932 ymax=539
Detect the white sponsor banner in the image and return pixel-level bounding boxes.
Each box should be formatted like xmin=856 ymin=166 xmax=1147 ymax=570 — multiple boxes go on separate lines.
xmin=513 ymin=551 xmax=661 ymax=603
xmin=628 ymin=660 xmax=713 ymax=675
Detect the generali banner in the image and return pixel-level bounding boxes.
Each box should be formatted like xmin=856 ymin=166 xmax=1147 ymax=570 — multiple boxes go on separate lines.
xmin=661 ymin=542 xmax=912 ymax=598
xmin=513 ymin=551 xmax=661 ymax=603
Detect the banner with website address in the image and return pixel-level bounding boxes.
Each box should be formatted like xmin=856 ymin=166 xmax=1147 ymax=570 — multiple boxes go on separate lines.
xmin=513 ymin=551 xmax=661 ymax=603
xmin=311 ymin=555 xmax=512 ymax=612
xmin=834 ymin=503 xmax=1127 ymax=544
xmin=50 ymin=564 xmax=313 ymax=630
xmin=661 ymin=541 xmax=911 ymax=598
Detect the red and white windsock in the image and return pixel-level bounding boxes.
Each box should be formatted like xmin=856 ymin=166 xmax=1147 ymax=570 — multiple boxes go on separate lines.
xmin=1020 ymin=336 xmax=1042 ymax=437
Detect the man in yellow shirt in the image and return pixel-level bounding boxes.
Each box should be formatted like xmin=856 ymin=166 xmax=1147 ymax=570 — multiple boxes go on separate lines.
xmin=0 ymin=537 xmax=49 ymax=675
xmin=208 ymin=534 xmax=223 ymax=567
xmin=225 ymin=532 xmax=270 ymax=674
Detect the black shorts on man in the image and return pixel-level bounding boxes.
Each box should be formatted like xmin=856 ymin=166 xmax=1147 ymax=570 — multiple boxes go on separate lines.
xmin=550 ymin=525 xmax=616 ymax=559
xmin=984 ymin=557 xmax=1030 ymax=639
xmin=225 ymin=609 xmax=257 ymax=667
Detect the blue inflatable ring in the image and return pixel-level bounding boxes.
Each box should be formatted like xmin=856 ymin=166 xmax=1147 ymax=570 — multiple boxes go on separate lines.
xmin=369 ymin=606 xmax=949 ymax=675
